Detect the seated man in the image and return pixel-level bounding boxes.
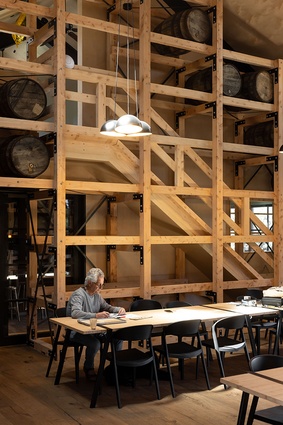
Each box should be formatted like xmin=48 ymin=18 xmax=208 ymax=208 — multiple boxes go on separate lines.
xmin=66 ymin=267 xmax=126 ymax=380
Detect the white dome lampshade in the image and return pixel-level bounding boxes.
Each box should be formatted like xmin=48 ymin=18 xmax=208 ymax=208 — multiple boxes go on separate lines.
xmin=100 ymin=119 xmax=125 ymax=137
xmin=65 ymin=55 xmax=75 ymax=69
xmin=115 ymin=114 xmax=143 ymax=134
xmin=139 ymin=120 xmax=152 ymax=136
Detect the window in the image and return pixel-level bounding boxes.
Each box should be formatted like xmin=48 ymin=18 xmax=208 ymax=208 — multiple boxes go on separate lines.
xmin=230 ymin=202 xmax=273 ymax=253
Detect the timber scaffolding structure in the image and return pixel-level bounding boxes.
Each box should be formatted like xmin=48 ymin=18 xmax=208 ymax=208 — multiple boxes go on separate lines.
xmin=0 ymin=0 xmax=283 ymax=349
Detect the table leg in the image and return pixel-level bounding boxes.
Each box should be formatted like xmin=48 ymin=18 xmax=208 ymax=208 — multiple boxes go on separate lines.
xmin=46 ymin=324 xmax=61 ymax=377
xmin=90 ymin=329 xmax=111 ymax=408
xmin=273 ymin=310 xmax=282 ymax=355
xmin=54 ymin=328 xmax=71 ymax=385
xmin=237 ymin=391 xmax=249 ymax=425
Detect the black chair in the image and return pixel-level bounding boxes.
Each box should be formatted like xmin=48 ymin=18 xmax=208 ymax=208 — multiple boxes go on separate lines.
xmin=154 ymin=319 xmax=210 ymax=397
xmin=247 ymin=354 xmax=283 ymax=425
xmin=129 ymin=298 xmax=163 ymax=346
xmin=268 ymin=316 xmax=283 ymax=354
xmin=129 ymin=298 xmax=162 ymax=311
xmin=183 ymin=293 xmax=214 ymax=306
xmin=105 ymin=324 xmax=160 ymax=408
xmin=201 ymin=315 xmax=250 ymax=383
xmin=46 ymin=307 xmax=84 ymax=384
xmin=236 ymin=291 xmax=278 ymax=355
xmin=165 ymin=301 xmax=191 ymax=308
xmin=165 ymin=300 xmax=209 ymax=341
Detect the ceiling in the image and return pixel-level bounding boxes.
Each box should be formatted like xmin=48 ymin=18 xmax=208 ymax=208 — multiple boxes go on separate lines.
xmin=223 ymin=0 xmax=283 ymax=60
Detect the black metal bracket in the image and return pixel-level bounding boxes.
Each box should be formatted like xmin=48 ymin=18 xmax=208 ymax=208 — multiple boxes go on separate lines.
xmin=53 ymin=132 xmax=57 ymax=154
xmin=53 ymin=75 xmax=57 ymax=97
xmin=51 ymin=189 xmax=57 ymax=211
xmin=235 ymin=120 xmax=246 ymax=136
xmin=47 ymin=302 xmax=57 ymax=311
xmin=48 ymin=246 xmax=57 ymax=267
xmin=266 ymin=155 xmax=278 ymax=172
xmin=107 ymin=245 xmax=116 ymax=261
xmin=175 ymin=66 xmax=186 ymax=85
xmin=176 ymin=111 xmax=186 ymax=129
xmin=205 ymin=290 xmax=217 ymax=303
xmin=205 ymin=101 xmax=216 ymax=118
xmin=107 ymin=3 xmax=116 ymax=20
xmin=266 ymin=111 xmax=278 ymax=128
xmin=235 ymin=160 xmax=246 ymax=176
xmin=49 ymin=18 xmax=56 ymax=38
xmin=207 ymin=5 xmax=217 ymax=24
xmin=269 ymin=67 xmax=278 ymax=84
xmin=107 ymin=196 xmax=116 ymax=214
xmin=133 ymin=245 xmax=143 ymax=265
xmin=205 ymin=53 xmax=216 ymax=71
xmin=133 ymin=193 xmax=143 ymax=213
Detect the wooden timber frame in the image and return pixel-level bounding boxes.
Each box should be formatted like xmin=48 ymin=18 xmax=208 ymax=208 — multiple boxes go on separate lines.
xmin=0 ymin=0 xmax=283 ymax=349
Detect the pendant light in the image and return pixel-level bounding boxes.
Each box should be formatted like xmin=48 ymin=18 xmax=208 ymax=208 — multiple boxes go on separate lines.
xmin=100 ymin=1 xmax=151 ymax=137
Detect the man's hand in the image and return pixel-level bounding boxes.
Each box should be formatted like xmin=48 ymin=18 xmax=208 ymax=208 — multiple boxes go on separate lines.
xmin=96 ymin=311 xmax=110 ymax=318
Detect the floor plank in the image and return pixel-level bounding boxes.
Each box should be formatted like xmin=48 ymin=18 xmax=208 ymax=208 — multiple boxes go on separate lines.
xmin=0 ymin=336 xmax=278 ymax=425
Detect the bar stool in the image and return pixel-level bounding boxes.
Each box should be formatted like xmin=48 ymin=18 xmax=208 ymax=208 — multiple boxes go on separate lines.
xmin=7 ymin=284 xmax=20 ymax=321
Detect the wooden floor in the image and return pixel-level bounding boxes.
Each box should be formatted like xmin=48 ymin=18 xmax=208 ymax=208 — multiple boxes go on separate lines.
xmin=0 ymin=336 xmax=278 ymax=425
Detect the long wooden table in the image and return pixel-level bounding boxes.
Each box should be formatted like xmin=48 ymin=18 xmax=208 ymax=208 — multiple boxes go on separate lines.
xmin=48 ymin=303 xmax=280 ymax=408
xmin=220 ymin=367 xmax=283 ymax=425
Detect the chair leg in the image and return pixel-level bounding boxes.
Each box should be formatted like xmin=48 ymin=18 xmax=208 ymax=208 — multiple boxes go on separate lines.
xmin=217 ymin=352 xmax=226 ymax=385
xmin=150 ymin=348 xmax=161 ymax=401
xmin=200 ymin=353 xmax=211 ymax=390
xmin=74 ymin=346 xmax=81 ymax=384
xmin=111 ymin=346 xmax=122 ymax=408
xmin=164 ymin=347 xmax=175 ymax=398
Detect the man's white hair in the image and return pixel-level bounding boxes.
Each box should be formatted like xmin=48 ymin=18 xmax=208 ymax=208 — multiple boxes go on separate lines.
xmin=84 ymin=268 xmax=104 ymax=286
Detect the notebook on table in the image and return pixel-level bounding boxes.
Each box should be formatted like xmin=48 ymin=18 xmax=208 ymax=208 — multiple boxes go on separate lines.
xmin=77 ymin=314 xmax=127 ymax=327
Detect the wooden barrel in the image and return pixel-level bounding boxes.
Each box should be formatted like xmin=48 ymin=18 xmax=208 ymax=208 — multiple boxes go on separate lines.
xmin=241 ymin=71 xmax=274 ymax=103
xmin=0 ymin=78 xmax=47 ymax=120
xmin=185 ymin=63 xmax=242 ymax=103
xmin=153 ymin=8 xmax=211 ymax=57
xmin=244 ymin=121 xmax=274 ymax=147
xmin=0 ymin=135 xmax=50 ymax=177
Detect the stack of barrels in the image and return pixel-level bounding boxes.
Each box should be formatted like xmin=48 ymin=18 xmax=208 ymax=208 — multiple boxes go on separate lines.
xmin=0 ymin=78 xmax=50 ymax=177
xmin=153 ymin=8 xmax=274 ymax=148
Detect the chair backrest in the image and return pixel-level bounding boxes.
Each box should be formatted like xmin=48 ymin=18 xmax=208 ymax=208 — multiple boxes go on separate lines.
xmin=56 ymin=307 xmax=67 ymax=317
xmin=212 ymin=315 xmax=247 ymax=352
xmin=113 ymin=324 xmax=153 ymax=342
xmin=129 ymin=299 xmax=162 ymax=311
xmin=246 ymin=289 xmax=263 ymax=300
xmin=164 ymin=320 xmax=201 ymax=337
xmin=250 ymin=354 xmax=283 ymax=372
xmin=183 ymin=294 xmax=213 ymax=305
xmin=236 ymin=295 xmax=257 ymax=302
xmin=165 ymin=301 xmax=191 ymax=308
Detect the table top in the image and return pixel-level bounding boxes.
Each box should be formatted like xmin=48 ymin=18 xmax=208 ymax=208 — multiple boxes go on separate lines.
xmin=49 ymin=305 xmax=240 ymax=333
xmin=49 ymin=303 xmax=279 ymax=333
xmin=220 ymin=367 xmax=283 ymax=406
xmin=49 ymin=317 xmax=106 ymax=334
xmin=204 ymin=302 xmax=278 ymax=316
